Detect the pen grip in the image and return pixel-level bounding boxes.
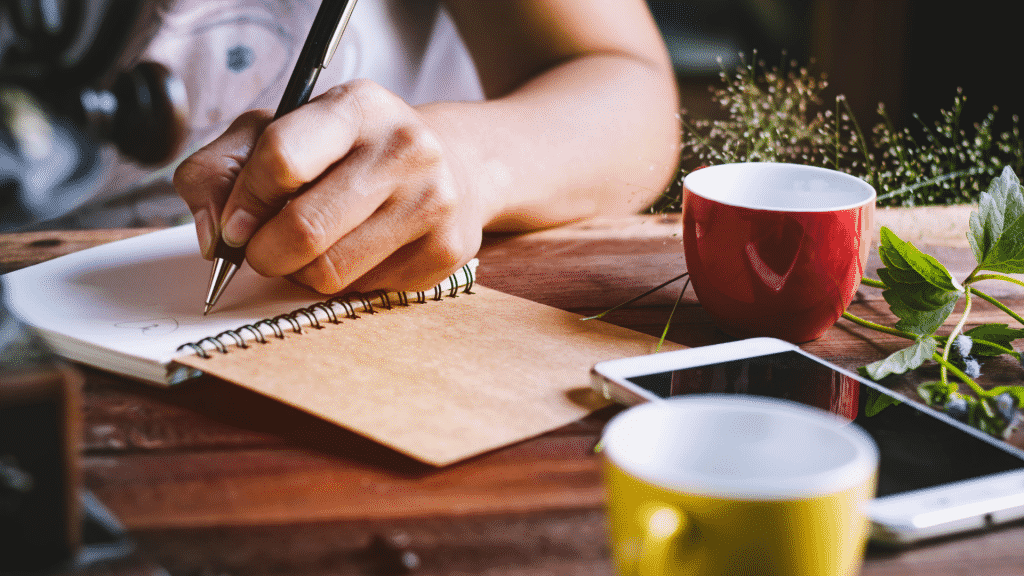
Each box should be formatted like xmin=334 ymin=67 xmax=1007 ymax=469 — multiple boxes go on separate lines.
xmin=273 ymin=0 xmax=352 ymax=119
xmin=214 ymin=241 xmax=247 ymax=266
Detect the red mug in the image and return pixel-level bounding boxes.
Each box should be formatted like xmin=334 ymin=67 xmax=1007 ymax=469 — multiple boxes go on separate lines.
xmin=682 ymin=163 xmax=875 ymax=343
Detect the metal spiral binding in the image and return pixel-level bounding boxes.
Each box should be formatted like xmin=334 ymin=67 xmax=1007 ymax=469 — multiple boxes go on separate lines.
xmin=460 ymin=263 xmax=475 ymax=294
xmin=255 ymin=318 xmax=285 ymax=339
xmin=355 ymin=294 xmax=375 ymax=314
xmin=217 ymin=330 xmax=249 ymax=349
xmin=176 ymin=262 xmax=476 ymax=358
xmin=293 ymin=307 xmax=322 ymax=329
xmin=308 ymin=302 xmax=338 ymax=324
xmin=374 ymin=291 xmax=393 ymax=310
xmin=327 ymin=293 xmax=359 ymax=319
xmin=240 ymin=324 xmax=267 ymax=344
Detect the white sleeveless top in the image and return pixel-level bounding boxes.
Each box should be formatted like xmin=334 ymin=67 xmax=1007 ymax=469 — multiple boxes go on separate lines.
xmin=107 ymin=0 xmax=483 ymax=193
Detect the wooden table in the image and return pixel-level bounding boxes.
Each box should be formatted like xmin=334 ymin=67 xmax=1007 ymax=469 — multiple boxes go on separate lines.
xmin=2 ymin=213 xmax=1023 ymax=575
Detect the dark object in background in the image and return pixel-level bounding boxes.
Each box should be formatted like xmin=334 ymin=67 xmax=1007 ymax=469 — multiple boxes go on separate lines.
xmin=0 ymin=0 xmax=188 ymax=231
xmin=647 ymin=0 xmax=813 ymax=76
xmin=1 ymin=289 xmax=133 ymax=571
xmin=0 ymin=342 xmax=83 ymax=569
xmin=901 ymin=0 xmax=1017 ymax=130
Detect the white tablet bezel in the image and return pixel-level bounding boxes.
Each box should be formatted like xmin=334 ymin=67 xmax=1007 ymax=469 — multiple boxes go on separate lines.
xmin=591 ymin=337 xmax=1024 ymax=546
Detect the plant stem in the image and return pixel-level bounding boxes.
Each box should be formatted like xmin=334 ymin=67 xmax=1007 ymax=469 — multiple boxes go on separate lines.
xmin=580 ymin=272 xmax=689 ymax=321
xmin=860 ymin=277 xmax=887 ymax=289
xmin=679 ymin=116 xmax=731 ymax=165
xmin=842 ymin=309 xmax=1011 ymax=353
xmin=931 ymin=353 xmax=987 ymax=397
xmin=971 ymin=286 xmax=1024 ymax=326
xmin=834 ymin=98 xmax=840 ymax=170
xmin=840 ymin=96 xmax=876 ymax=189
xmin=841 ymin=311 xmax=917 ymax=340
xmin=657 ymin=277 xmax=690 ymax=352
xmin=875 ymin=167 xmax=986 ymax=202
xmin=940 ymin=287 xmax=973 ymax=387
xmin=969 ymin=273 xmax=1024 ymax=291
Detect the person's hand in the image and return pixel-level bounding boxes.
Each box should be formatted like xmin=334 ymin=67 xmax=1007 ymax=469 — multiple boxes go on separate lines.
xmin=174 ymin=80 xmax=489 ymax=294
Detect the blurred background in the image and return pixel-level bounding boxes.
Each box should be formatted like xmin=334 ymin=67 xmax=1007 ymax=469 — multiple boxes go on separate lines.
xmin=1 ymin=0 xmax=1016 ymax=231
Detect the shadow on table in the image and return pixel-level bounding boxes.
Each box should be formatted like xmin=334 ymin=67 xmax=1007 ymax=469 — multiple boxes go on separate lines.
xmin=140 ymin=373 xmax=438 ymax=477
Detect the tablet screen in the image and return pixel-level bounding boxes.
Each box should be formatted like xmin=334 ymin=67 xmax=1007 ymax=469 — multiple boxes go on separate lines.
xmin=626 ymin=350 xmax=1024 ymax=497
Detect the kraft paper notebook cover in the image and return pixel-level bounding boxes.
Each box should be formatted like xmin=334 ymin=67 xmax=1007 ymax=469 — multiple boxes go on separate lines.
xmin=2 ymin=225 xmax=678 ymax=465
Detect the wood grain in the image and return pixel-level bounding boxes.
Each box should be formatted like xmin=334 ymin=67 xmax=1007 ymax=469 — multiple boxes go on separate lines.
xmin=0 ymin=228 xmax=159 ymax=274
xmin=3 ymin=216 xmax=1024 ymax=576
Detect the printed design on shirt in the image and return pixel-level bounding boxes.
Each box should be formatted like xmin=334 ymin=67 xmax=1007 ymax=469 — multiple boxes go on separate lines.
xmin=141 ymin=0 xmax=315 ymax=145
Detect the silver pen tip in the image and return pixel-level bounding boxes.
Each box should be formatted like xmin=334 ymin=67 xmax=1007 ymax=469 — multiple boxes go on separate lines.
xmin=204 ymin=303 xmax=213 ymax=315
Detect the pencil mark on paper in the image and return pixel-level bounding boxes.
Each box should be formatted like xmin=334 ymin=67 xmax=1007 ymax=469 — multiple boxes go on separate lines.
xmin=114 ymin=318 xmax=180 ymax=337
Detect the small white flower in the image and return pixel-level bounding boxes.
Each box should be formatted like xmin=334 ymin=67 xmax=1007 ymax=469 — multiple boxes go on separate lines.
xmin=964 ymin=357 xmax=982 ymax=379
xmin=955 ymin=334 xmax=973 ymax=357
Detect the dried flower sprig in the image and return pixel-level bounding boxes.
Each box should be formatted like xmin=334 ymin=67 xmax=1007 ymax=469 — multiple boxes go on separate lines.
xmin=659 ymin=54 xmax=1024 ymax=211
xmin=679 ymin=53 xmax=837 ymax=170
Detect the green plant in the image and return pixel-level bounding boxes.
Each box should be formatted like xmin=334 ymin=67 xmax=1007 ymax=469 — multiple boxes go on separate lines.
xmin=659 ymin=54 xmax=1024 ymax=212
xmin=632 ymin=54 xmax=1024 ymax=438
xmin=844 ymin=167 xmax=1024 ymax=438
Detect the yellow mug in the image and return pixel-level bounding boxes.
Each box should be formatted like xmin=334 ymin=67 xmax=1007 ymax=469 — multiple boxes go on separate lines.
xmin=601 ymin=395 xmax=878 ymax=576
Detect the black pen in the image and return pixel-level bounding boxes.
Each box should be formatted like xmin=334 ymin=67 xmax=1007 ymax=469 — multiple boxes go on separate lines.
xmin=204 ymin=0 xmax=358 ymax=314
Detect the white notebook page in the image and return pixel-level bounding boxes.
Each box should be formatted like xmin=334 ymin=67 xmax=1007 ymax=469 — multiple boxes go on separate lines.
xmin=2 ymin=225 xmax=475 ymax=381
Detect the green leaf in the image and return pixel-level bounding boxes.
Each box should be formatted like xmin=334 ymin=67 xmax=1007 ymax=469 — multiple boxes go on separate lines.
xmin=875 ymin=228 xmax=962 ymax=334
xmin=882 ymin=287 xmax=957 ymax=335
xmin=859 ymin=337 xmax=938 ymax=380
xmin=917 ymin=380 xmax=959 ymax=406
xmin=864 ymin=388 xmax=903 ymax=416
xmin=968 ymin=167 xmax=1024 ymax=274
xmin=962 ymin=324 xmax=1024 ymax=356
xmin=877 ymin=263 xmax=932 ymax=286
xmin=880 ymin=227 xmax=964 ymax=292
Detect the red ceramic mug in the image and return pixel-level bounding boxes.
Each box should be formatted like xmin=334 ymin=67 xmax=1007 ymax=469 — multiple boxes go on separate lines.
xmin=682 ymin=163 xmax=875 ymax=343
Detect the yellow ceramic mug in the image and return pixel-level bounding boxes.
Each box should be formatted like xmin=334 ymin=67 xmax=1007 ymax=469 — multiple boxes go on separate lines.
xmin=601 ymin=395 xmax=878 ymax=576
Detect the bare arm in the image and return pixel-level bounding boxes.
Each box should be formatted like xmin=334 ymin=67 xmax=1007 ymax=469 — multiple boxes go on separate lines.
xmin=441 ymin=0 xmax=681 ymax=230
xmin=174 ymin=0 xmax=680 ymax=294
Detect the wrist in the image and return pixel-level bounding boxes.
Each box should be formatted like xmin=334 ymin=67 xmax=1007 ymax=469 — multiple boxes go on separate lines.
xmin=417 ymin=101 xmax=509 ymax=229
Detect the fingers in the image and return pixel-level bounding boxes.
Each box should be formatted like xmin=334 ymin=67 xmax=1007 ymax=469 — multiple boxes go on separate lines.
xmin=244 ymin=118 xmax=453 ymax=278
xmin=344 ymin=232 xmax=479 ymax=294
xmin=239 ymin=145 xmax=375 ymax=269
xmin=291 ymin=221 xmax=479 ymax=295
xmin=175 ymin=79 xmax=483 ymax=294
xmin=219 ymin=81 xmax=390 ymax=248
xmin=270 ymin=163 xmax=475 ymax=293
xmin=173 ymin=110 xmax=273 ymax=258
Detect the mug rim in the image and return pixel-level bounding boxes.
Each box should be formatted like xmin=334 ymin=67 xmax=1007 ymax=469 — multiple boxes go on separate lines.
xmin=601 ymin=395 xmax=879 ymax=500
xmin=683 ymin=162 xmax=876 ymax=213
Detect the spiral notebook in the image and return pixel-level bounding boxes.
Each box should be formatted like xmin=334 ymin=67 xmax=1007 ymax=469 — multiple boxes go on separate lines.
xmin=2 ymin=225 xmax=676 ymax=465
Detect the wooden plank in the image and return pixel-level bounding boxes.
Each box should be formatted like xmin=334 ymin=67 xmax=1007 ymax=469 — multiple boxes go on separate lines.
xmin=81 ymin=366 xmax=617 ymax=454
xmin=100 ymin=509 xmax=1024 ymax=576
xmin=0 ymin=228 xmax=159 ymax=274
xmin=127 ymin=510 xmax=617 ymax=576
xmin=82 ymin=437 xmax=605 ymax=529
xmin=6 ymin=218 xmax=1024 ymax=576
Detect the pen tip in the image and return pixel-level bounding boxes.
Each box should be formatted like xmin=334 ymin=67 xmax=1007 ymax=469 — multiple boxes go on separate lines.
xmin=204 ymin=304 xmax=213 ymax=316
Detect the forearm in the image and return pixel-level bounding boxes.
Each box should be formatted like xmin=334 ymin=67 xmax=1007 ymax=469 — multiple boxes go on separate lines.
xmin=420 ymin=54 xmax=679 ymax=231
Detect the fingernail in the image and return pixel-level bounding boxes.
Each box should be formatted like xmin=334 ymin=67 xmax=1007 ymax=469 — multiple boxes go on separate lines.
xmin=193 ymin=208 xmax=214 ymax=258
xmin=222 ymin=209 xmax=258 ymax=247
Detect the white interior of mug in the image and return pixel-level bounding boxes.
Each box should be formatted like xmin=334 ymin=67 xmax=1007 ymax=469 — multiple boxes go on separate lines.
xmin=683 ymin=162 xmax=876 ymax=212
xmin=601 ymin=395 xmax=878 ymax=499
